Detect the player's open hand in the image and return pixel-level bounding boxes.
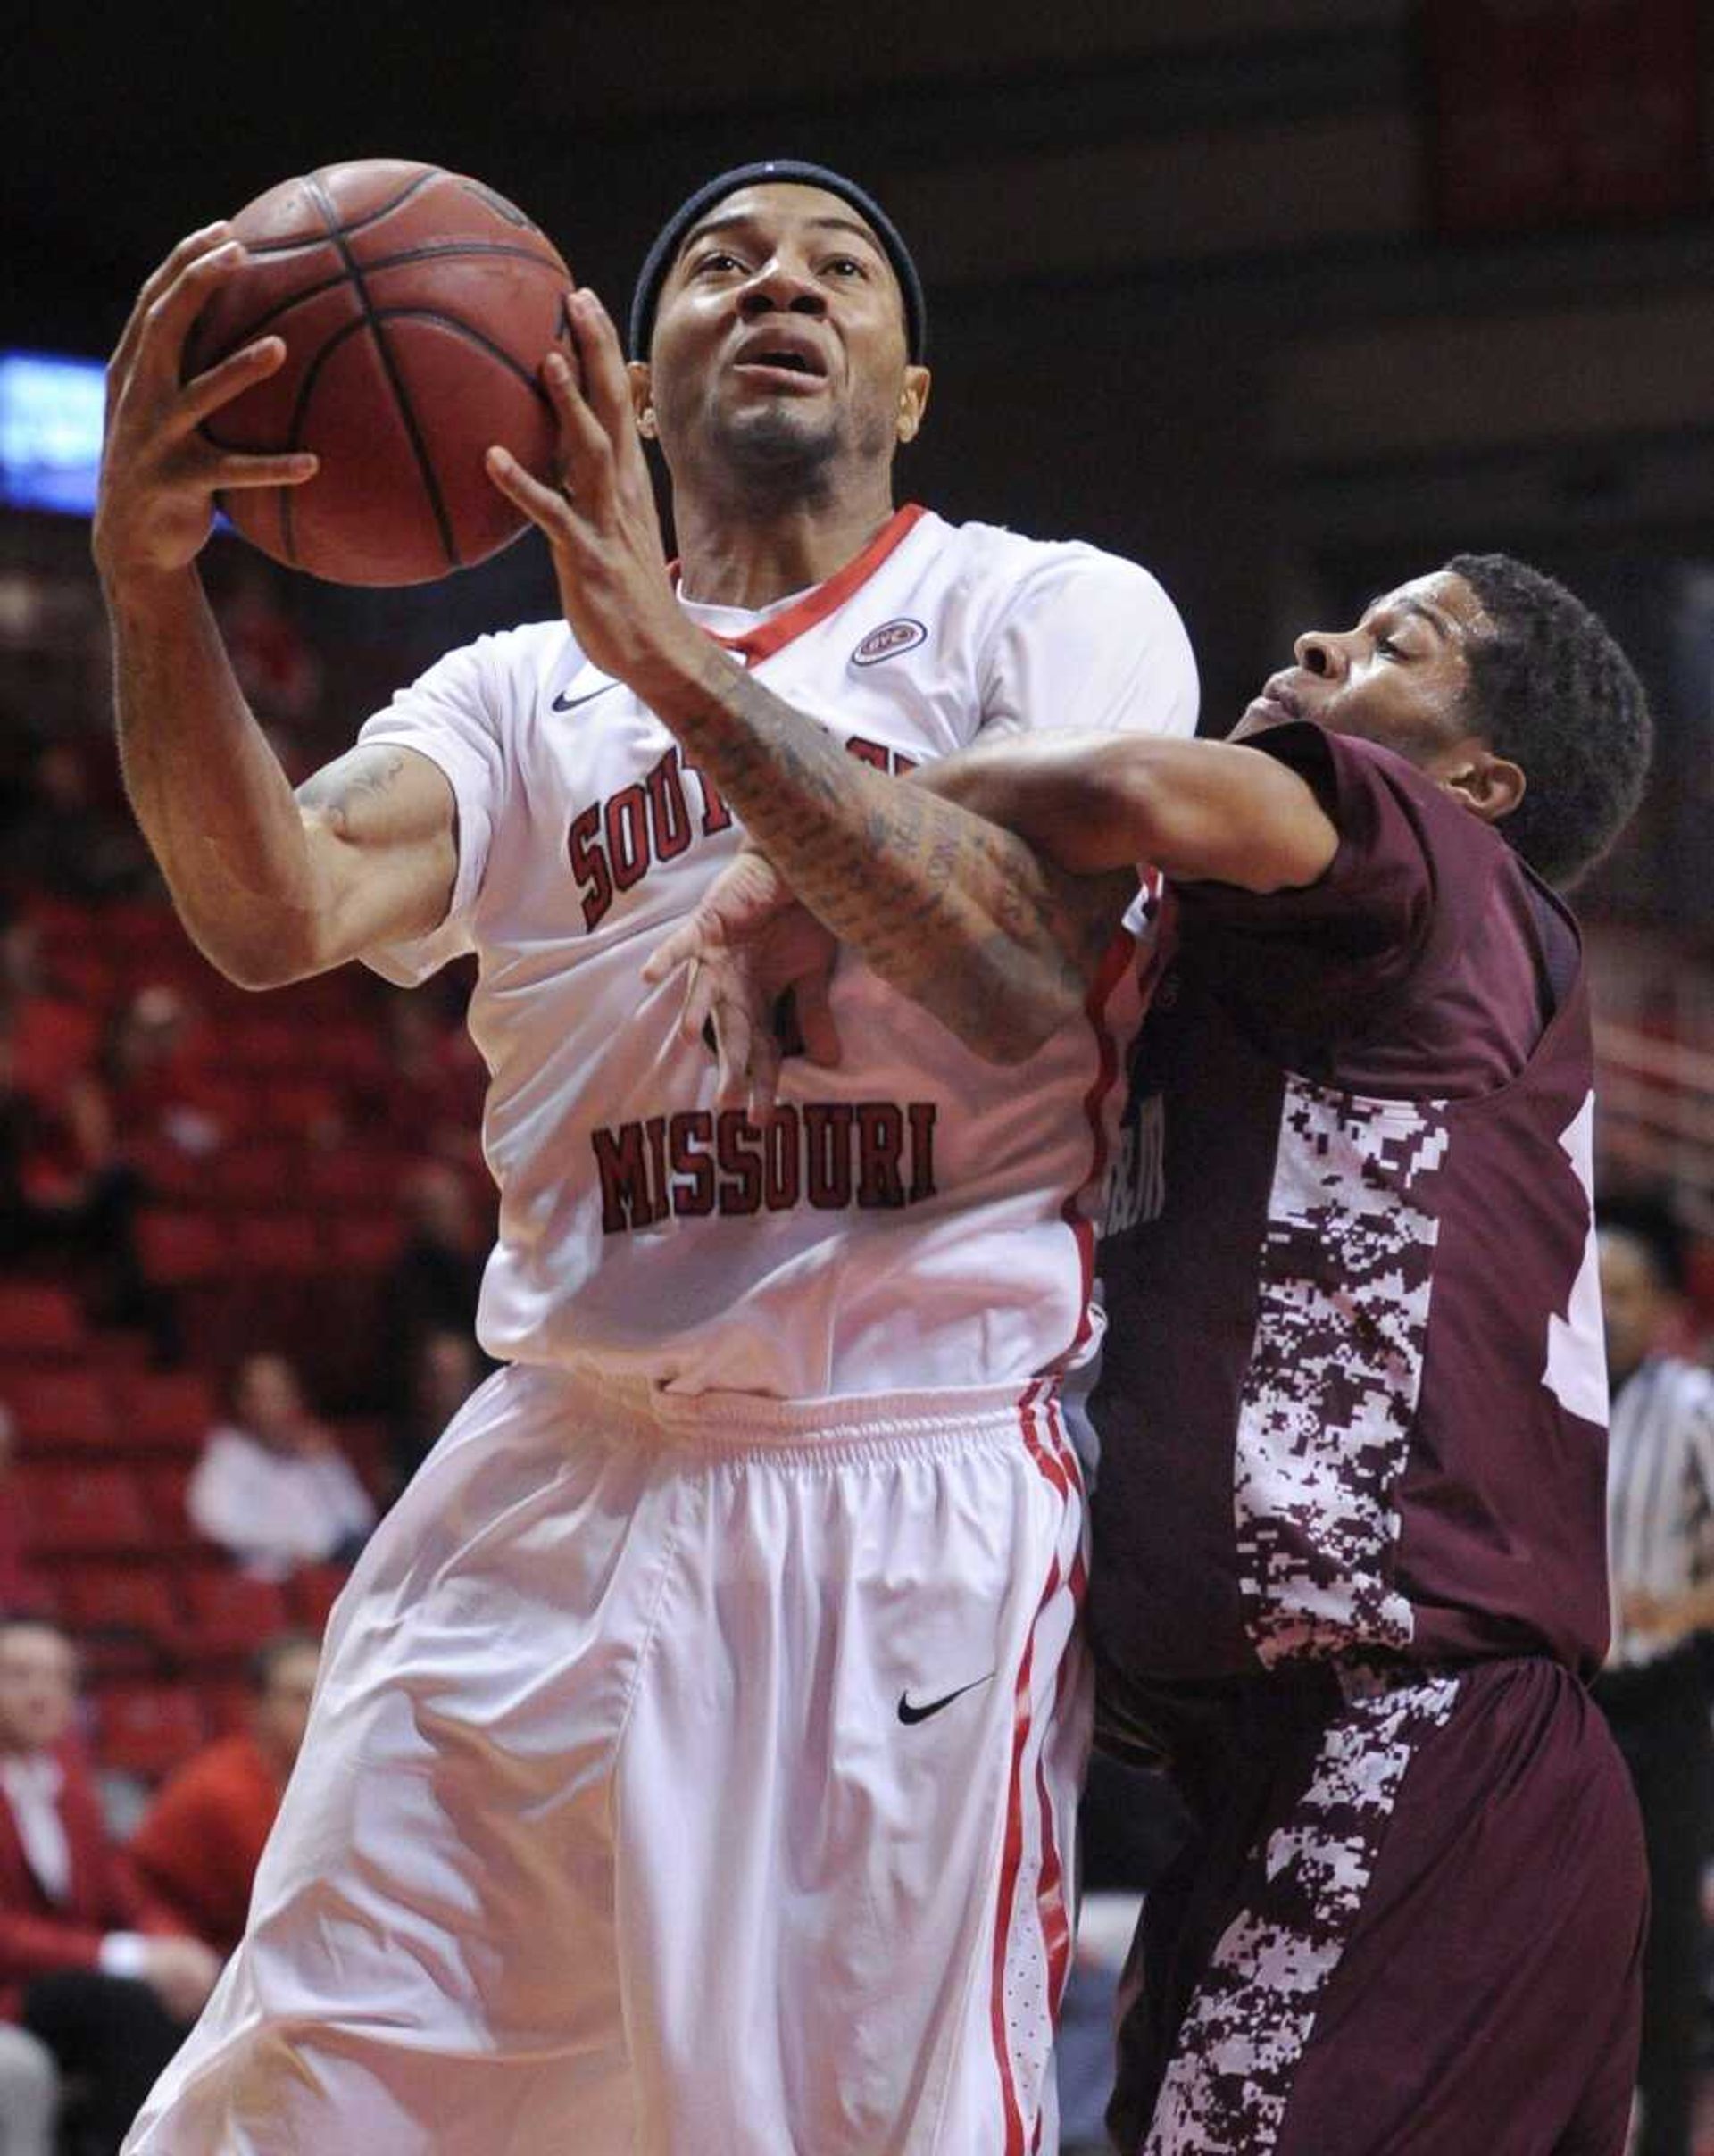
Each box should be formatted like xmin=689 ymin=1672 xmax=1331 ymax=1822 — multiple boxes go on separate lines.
xmin=644 ymin=848 xmax=843 ymax=1119
xmin=486 ymin=289 xmax=709 ymax=703
xmin=94 ymin=224 xmax=319 ymax=587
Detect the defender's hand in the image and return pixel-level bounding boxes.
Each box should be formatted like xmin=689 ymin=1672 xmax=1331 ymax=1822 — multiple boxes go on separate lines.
xmin=484 ymin=288 xmax=711 ymax=704
xmin=94 ymin=223 xmax=319 ymax=587
xmin=645 ymin=850 xmax=843 ymax=1118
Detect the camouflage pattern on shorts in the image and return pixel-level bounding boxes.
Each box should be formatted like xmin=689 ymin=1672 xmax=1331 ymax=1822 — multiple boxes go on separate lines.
xmin=1144 ymin=1661 xmax=1459 ymax=2154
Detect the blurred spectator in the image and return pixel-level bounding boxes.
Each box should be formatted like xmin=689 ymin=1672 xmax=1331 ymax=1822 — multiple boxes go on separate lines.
xmin=1592 ymin=1208 xmax=1714 ymax=2156
xmin=0 ymin=743 xmax=148 ymax=904
xmin=81 ymin=984 xmax=226 ymax=1168
xmin=389 ymin=1328 xmax=486 ymax=1494
xmin=357 ymin=995 xmax=487 ymax=1169
xmin=0 ymin=2021 xmax=57 ymax=2156
xmin=1 ymin=915 xmax=98 ymax=1104
xmin=129 ymin=1633 xmax=320 ymax=1958
xmin=187 ymin=1353 xmax=375 ymax=1581
xmin=0 ymin=1409 xmax=47 ymax=1617
xmin=0 ymin=1616 xmax=218 ymax=2156
xmin=379 ymin=1162 xmax=490 ymax=1416
xmin=0 ymin=1016 xmax=171 ymax=1359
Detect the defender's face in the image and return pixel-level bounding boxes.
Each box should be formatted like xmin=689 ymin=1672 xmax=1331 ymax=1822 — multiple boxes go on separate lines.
xmin=635 ymin=182 xmax=928 ymax=487
xmin=1233 ymin=570 xmax=1492 ymax=772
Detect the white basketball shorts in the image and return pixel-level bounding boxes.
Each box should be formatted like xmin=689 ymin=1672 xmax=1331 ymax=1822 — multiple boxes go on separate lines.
xmin=122 ymin=1361 xmax=1091 ymax=2154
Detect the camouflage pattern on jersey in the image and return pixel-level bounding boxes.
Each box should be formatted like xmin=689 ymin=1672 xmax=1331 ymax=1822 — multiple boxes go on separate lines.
xmin=1144 ymin=1661 xmax=1459 ymax=2153
xmin=1235 ymin=1080 xmax=1451 ymax=1667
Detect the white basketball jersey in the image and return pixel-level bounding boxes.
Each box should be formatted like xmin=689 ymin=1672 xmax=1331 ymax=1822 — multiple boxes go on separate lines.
xmin=359 ymin=504 xmax=1197 ymax=1400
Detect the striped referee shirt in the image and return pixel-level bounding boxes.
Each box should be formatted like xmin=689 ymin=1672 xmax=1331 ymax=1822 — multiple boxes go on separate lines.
xmin=1606 ymin=1354 xmax=1714 ymax=1670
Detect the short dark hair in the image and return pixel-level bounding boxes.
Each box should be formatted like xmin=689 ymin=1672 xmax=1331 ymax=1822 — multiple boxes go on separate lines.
xmin=1595 ymin=1193 xmax=1686 ymax=1296
xmin=1444 ymin=553 xmax=1652 ymax=888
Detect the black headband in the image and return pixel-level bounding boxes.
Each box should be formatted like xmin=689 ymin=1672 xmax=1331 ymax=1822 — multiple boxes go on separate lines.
xmin=628 ymin=159 xmax=927 ymax=362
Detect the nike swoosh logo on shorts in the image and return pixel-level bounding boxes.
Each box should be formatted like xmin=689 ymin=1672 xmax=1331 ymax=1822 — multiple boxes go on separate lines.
xmin=552 ymin=679 xmax=620 ymax=712
xmin=897 ymin=1673 xmax=995 ymax=1725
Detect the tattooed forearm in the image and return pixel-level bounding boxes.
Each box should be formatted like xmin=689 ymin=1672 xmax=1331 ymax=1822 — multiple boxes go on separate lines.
xmin=646 ymin=644 xmax=1130 ymax=1060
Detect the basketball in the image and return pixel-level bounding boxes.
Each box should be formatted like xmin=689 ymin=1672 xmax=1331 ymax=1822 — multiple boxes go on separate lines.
xmin=183 ymin=160 xmax=574 ymax=587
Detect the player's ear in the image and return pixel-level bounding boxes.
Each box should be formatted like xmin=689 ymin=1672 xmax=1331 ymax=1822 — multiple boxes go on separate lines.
xmin=1442 ymin=743 xmax=1526 ymax=828
xmin=895 ymin=365 xmax=931 ymax=445
xmin=629 ymin=362 xmax=657 ymax=440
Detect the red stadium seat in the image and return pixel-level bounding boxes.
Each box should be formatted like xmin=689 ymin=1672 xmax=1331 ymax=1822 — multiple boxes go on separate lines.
xmin=60 ymin=1565 xmax=185 ymax=1656
xmin=225 ymin=1015 xmax=309 ymax=1074
xmin=137 ymin=1210 xmax=230 ymax=1286
xmin=0 ymin=1284 xmax=86 ymax=1359
xmin=6 ymin=1369 xmax=117 ymax=1453
xmin=180 ymin=1571 xmax=293 ymax=1656
xmin=196 ymin=1679 xmax=254 ymax=1736
xmin=262 ymin=1080 xmax=344 ymax=1136
xmin=303 ymin=1148 xmax=412 ymax=1210
xmin=230 ymin=1214 xmax=323 ymax=1275
xmin=15 ymin=1463 xmax=152 ymax=1556
xmin=212 ymin=1144 xmax=303 ymax=1209
xmin=289 ymin=1562 xmax=348 ymax=1635
xmin=108 ymin=1370 xmax=217 ymax=1454
xmin=95 ymin=1682 xmax=207 ymax=1780
xmin=46 ymin=945 xmax=117 ymax=1003
xmin=332 ymin=1418 xmax=390 ymax=1502
xmin=124 ymin=1137 xmax=211 ymax=1203
xmin=10 ymin=998 xmax=98 ymax=1097
xmin=139 ymin=1461 xmax=196 ymax=1544
xmin=326 ymin=1213 xmax=404 ymax=1270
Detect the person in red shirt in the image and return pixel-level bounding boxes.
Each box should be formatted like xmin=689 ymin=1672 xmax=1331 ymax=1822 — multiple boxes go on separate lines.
xmin=0 ymin=1617 xmax=218 ymax=2155
xmin=129 ymin=1632 xmax=319 ymax=1957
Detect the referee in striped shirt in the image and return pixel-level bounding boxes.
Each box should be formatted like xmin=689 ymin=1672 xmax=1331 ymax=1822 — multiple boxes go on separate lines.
xmin=1593 ymin=1208 xmax=1714 ymax=2156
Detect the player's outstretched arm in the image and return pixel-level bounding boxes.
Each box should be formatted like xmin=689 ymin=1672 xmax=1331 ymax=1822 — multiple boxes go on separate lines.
xmin=96 ymin=226 xmax=457 ymax=988
xmin=486 ymin=288 xmax=1133 ymax=1062
xmin=919 ymin=729 xmax=1340 ymax=893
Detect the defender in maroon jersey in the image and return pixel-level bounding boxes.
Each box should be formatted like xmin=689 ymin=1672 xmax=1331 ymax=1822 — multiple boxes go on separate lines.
xmin=655 ymin=552 xmax=1655 ymax=2151
xmin=919 ymin=554 xmax=1654 ymax=2153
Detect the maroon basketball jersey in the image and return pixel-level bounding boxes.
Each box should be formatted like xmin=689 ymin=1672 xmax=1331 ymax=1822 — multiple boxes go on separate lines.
xmin=1089 ymin=722 xmax=1610 ymax=1698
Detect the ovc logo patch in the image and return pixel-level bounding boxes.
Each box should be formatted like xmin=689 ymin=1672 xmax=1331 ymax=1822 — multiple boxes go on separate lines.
xmin=852 ymin=618 xmax=928 ymax=666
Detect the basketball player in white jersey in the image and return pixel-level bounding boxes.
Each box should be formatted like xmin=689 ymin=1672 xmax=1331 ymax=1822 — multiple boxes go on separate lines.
xmin=96 ymin=161 xmax=1196 ymax=2153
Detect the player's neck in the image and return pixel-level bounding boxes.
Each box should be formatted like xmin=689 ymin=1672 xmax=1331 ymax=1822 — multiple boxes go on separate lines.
xmin=673 ymin=487 xmax=900 ymax=610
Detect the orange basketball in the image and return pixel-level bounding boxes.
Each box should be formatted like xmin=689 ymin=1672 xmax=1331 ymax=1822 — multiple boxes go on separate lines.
xmin=185 ymin=160 xmax=573 ymax=587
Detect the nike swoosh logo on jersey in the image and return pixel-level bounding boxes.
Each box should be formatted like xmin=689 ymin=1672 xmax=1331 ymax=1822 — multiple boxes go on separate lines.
xmin=552 ymin=679 xmax=620 ymax=712
xmin=897 ymin=1672 xmax=994 ymax=1725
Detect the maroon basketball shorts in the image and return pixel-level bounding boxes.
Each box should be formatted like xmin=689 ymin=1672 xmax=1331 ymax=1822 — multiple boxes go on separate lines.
xmin=1107 ymin=1655 xmax=1646 ymax=2156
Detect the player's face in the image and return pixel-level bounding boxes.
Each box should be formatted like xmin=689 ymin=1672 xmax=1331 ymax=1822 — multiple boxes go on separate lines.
xmin=633 ymin=183 xmax=930 ymax=502
xmin=1233 ymin=570 xmax=1494 ymax=773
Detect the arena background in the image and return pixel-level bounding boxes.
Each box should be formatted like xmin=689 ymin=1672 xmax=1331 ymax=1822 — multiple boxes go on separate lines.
xmin=1 ymin=0 xmax=1710 ymax=2144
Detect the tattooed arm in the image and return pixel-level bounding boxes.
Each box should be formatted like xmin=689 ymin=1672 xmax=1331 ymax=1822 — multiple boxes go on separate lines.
xmin=106 ymin=570 xmax=456 ymax=987
xmin=636 ymin=642 xmax=1130 ymax=1059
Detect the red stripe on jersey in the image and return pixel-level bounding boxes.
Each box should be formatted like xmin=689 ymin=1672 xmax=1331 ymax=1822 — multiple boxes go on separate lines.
xmin=1048 ymin=923 xmax=1137 ymax=1370
xmin=672 ymin=503 xmax=929 ymax=669
xmin=991 ymin=1385 xmax=1071 ymax=2154
xmin=1032 ymin=1399 xmax=1084 ymax=2046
